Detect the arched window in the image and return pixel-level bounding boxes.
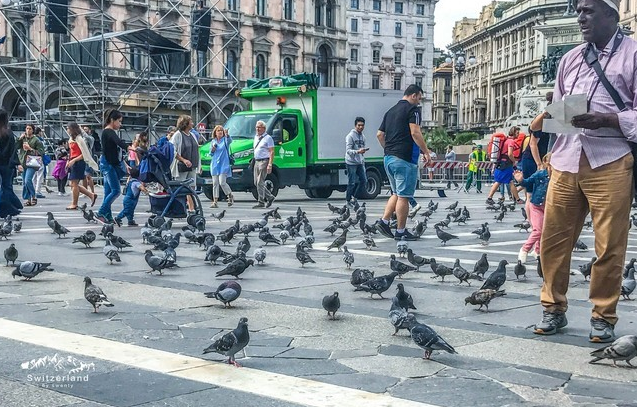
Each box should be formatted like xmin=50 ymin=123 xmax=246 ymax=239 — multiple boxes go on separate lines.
xmin=317 ymin=45 xmax=330 ymax=86
xmin=12 ymin=23 xmax=27 ymax=60
xmin=255 ymin=54 xmax=266 ymax=79
xmin=226 ymin=50 xmax=237 ymax=78
xmin=282 ymin=57 xmax=293 ymax=76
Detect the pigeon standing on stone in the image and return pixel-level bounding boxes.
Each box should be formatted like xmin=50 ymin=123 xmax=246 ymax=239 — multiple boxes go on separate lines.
xmin=390 ymin=254 xmax=417 ymax=278
xmin=625 ymin=258 xmax=637 ymax=278
xmin=215 ymin=258 xmax=254 ymax=279
xmin=578 ymin=257 xmax=596 ymax=281
xmin=363 ymin=234 xmax=377 ymax=250
xmin=513 ymin=221 xmax=531 ymax=232
xmin=589 ymin=335 xmax=637 ymax=367
xmin=573 ymin=239 xmax=588 ymax=251
xmin=203 ymin=317 xmax=250 ymax=367
xmin=407 ymin=315 xmax=457 ymax=360
xmin=396 ymin=237 xmax=408 ymax=257
xmin=211 ymin=210 xmax=226 ymax=221
xmin=103 ymin=238 xmax=121 ymax=264
xmin=480 ymin=260 xmax=508 ymax=291
xmin=406 ymin=249 xmax=430 ymax=272
xmin=12 ymin=218 xmax=22 ymax=232
xmin=430 ymin=258 xmax=454 ymax=282
xmin=514 ymin=260 xmax=527 ymax=280
xmin=322 ymin=292 xmax=341 ymax=320
xmin=621 ymin=267 xmax=636 ymax=300
xmin=46 ymin=212 xmax=70 ymax=238
xmin=478 ymin=226 xmax=491 ymax=245
xmin=342 ymin=246 xmax=354 ymax=268
xmin=452 ymin=259 xmax=471 ymax=286
xmin=465 ymin=289 xmax=506 ymax=312
xmin=100 ymin=223 xmax=115 ymax=238
xmin=296 ymin=245 xmax=316 ymax=267
xmin=327 ymin=229 xmax=348 ymax=251
xmin=72 ymin=230 xmax=97 ymax=248
xmin=389 ymin=296 xmax=411 ymax=336
xmin=237 ymin=236 xmax=251 ymax=254
xmin=12 ymin=261 xmax=53 ymax=280
xmin=350 ymin=269 xmax=374 ymax=287
xmin=4 ymin=243 xmax=18 ymax=266
xmin=258 ymin=227 xmax=281 ymax=245
xmin=435 ymin=225 xmax=458 ymax=246
xmin=83 ymin=276 xmax=115 ymax=313
xmin=473 ymin=253 xmax=489 ymax=279
xmin=144 ymin=249 xmax=171 ymax=275
xmin=354 ymin=271 xmax=399 ymax=299
xmin=253 ymin=247 xmax=266 ymax=265
xmin=204 ymin=281 xmax=242 ymax=308
xmin=396 ymin=283 xmax=416 ymax=311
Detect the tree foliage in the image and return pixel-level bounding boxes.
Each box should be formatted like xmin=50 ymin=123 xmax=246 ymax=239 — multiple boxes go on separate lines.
xmin=425 ymin=127 xmax=453 ymax=154
xmin=453 ymin=132 xmax=480 ymax=146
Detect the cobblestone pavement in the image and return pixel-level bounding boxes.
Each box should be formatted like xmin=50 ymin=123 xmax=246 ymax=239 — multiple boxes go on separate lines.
xmin=1 ymin=185 xmax=636 ymax=407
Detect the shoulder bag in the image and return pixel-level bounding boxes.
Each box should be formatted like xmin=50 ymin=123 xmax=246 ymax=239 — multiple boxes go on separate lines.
xmin=225 ymin=137 xmax=235 ymax=166
xmin=248 ymin=136 xmax=265 ymax=171
xmin=26 ymin=155 xmax=43 ymax=169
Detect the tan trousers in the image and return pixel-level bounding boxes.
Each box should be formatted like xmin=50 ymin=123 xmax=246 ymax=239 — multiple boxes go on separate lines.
xmin=253 ymin=159 xmax=273 ymax=203
xmin=540 ymin=152 xmax=633 ymax=325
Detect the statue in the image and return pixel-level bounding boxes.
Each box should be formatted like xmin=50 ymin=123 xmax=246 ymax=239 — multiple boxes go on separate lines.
xmin=564 ymin=0 xmax=577 ymax=16
xmin=539 ymin=48 xmax=563 ymax=84
xmin=539 ymin=55 xmax=550 ymax=83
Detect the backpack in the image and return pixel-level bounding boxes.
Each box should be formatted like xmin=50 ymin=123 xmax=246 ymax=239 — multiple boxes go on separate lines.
xmin=512 ymin=132 xmax=528 ymax=160
xmin=487 ymin=133 xmax=506 ymax=162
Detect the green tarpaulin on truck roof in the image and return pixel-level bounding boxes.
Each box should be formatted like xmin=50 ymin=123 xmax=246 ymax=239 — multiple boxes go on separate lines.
xmin=245 ymin=73 xmax=320 ymax=90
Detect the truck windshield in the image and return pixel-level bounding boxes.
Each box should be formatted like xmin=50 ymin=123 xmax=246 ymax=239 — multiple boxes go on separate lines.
xmin=224 ymin=113 xmax=274 ymax=139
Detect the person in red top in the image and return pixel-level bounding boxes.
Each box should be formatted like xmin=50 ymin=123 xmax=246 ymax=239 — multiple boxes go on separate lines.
xmin=65 ymin=122 xmax=98 ymax=210
xmin=486 ymin=126 xmax=523 ymax=205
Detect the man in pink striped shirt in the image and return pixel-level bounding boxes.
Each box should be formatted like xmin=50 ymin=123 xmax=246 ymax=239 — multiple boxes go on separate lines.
xmin=532 ymin=0 xmax=635 ymax=343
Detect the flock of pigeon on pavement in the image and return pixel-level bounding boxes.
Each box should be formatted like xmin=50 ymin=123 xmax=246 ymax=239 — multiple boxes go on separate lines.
xmin=2 ymin=194 xmax=637 ymax=368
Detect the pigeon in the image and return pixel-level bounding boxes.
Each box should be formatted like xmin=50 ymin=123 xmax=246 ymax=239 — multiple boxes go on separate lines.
xmin=46 ymin=212 xmax=70 ymax=238
xmin=412 ymin=219 xmax=427 ymax=237
xmin=12 ymin=218 xmax=22 ymax=232
xmin=589 ymin=335 xmax=637 ymax=367
xmin=578 ymin=257 xmax=596 ymax=281
xmin=327 ymin=229 xmax=348 ymax=251
xmin=262 ymin=207 xmax=281 ymax=219
xmin=278 ymin=230 xmax=290 ymax=244
xmin=103 ymin=238 xmax=121 ymax=264
xmin=322 ymin=292 xmax=341 ymax=320
xmin=514 ymin=260 xmax=527 ymax=280
xmin=430 ymin=258 xmax=454 ymax=282
xmin=218 ymin=228 xmax=235 ymax=245
xmin=204 ymin=281 xmax=242 ymax=308
xmin=520 ymin=206 xmax=527 ymax=220
xmin=350 ymin=268 xmax=374 ymax=287
xmin=107 ymin=233 xmax=132 ymax=251
xmin=258 ymin=227 xmax=280 ymax=245
xmin=100 ymin=222 xmax=114 ymax=238
xmin=81 ymin=207 xmax=98 ymax=223
xmin=323 ymin=223 xmax=339 ymax=236
xmin=514 ymin=221 xmax=531 ymax=232
xmin=354 ymin=271 xmax=399 ymax=299
xmin=72 ymin=230 xmax=97 ymax=248
xmin=494 ymin=211 xmax=505 ymax=223
xmin=574 ymin=239 xmax=588 ymax=251
xmin=435 ymin=225 xmax=458 ymax=246
xmin=452 ymin=259 xmax=471 ymax=286
xmin=390 ymin=254 xmax=417 ymax=278
xmin=480 ymin=260 xmax=508 ymax=290
xmin=296 ymin=246 xmax=316 ymax=267
xmin=396 ymin=283 xmax=416 ymax=311
xmin=624 ymin=258 xmax=637 ymax=279
xmin=389 ymin=296 xmax=411 ymax=336
xmin=12 ymin=261 xmax=52 ymax=280
xmin=144 ymin=249 xmax=171 ymax=275
xmin=478 ymin=226 xmax=491 ymax=245
xmin=407 ymin=315 xmax=457 ymax=360
xmin=452 ymin=214 xmax=468 ymax=225
xmin=211 ymin=210 xmax=226 ymax=221
xmin=434 ymin=215 xmax=452 ymax=229
xmin=253 ymin=247 xmax=266 ymax=265
xmin=621 ymin=267 xmax=636 ymax=300
xmin=471 ymin=223 xmax=488 ymax=236
xmin=362 ymin=234 xmax=377 ymax=250
xmin=205 ymin=244 xmax=226 ymax=265
xmin=461 ymin=206 xmax=470 ymax=219
xmin=4 ymin=243 xmax=18 ymax=266
xmin=83 ymin=276 xmax=114 ymax=313
xmin=203 ymin=317 xmax=250 ymax=367
xmin=406 ymin=249 xmax=430 ymax=271
xmin=215 ymin=258 xmax=254 ymax=279
xmin=445 ymin=201 xmax=458 ymax=211
xmin=465 ymin=289 xmax=506 ymax=312
xmin=237 ymin=237 xmax=251 ymax=254
xmin=342 ymin=246 xmax=354 ymax=268
xmin=396 ymin=237 xmax=408 ymax=258
xmin=474 ymin=253 xmax=489 ymax=278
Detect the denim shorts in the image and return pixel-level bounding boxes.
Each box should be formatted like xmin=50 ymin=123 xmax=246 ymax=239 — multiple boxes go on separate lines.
xmin=384 ymin=155 xmax=417 ymax=198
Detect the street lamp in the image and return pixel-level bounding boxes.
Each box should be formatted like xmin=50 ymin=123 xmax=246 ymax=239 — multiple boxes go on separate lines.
xmin=446 ymin=50 xmax=476 ymax=131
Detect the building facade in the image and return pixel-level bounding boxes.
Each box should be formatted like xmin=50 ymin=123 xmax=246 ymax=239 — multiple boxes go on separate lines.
xmin=345 ymin=0 xmax=436 ymax=127
xmin=431 ymin=62 xmax=452 ymax=127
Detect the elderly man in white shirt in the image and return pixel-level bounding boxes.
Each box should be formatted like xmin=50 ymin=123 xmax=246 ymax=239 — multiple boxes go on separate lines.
xmin=252 ymin=120 xmax=275 ymax=208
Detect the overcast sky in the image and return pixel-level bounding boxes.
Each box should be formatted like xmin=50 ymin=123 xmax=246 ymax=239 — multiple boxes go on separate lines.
xmin=434 ymin=0 xmax=494 ymax=50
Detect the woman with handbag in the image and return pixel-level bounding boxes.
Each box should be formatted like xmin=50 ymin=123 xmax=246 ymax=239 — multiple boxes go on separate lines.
xmin=0 ymin=108 xmax=23 ymax=218
xmin=96 ymin=109 xmax=135 ymax=225
xmin=209 ymin=125 xmax=234 ymax=207
xmin=17 ymin=123 xmax=44 ymax=206
xmin=65 ymin=122 xmax=98 ymax=210
xmin=170 ymin=115 xmax=200 ymax=212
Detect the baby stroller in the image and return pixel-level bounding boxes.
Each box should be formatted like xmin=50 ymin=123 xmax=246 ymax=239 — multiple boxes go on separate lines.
xmin=138 ymin=143 xmax=204 ymax=218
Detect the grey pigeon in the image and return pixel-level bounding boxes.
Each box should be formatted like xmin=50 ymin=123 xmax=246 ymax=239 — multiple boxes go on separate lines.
xmin=342 ymin=246 xmax=354 ymax=268
xmin=514 ymin=260 xmax=527 ymax=280
xmin=354 ymin=271 xmax=399 ymax=299
xmin=203 ymin=317 xmax=250 ymax=367
xmin=396 ymin=237 xmax=408 ymax=257
xmin=103 ymin=238 xmax=121 ymax=264
xmin=253 ymin=247 xmax=266 ymax=265
xmin=323 ymin=223 xmax=339 ymax=236
xmin=350 ymin=268 xmax=374 ymax=287
xmin=278 ymin=230 xmax=290 ymax=244
xmin=396 ymin=283 xmax=416 ymax=311
xmin=430 ymin=258 xmax=454 ymax=282
xmin=204 ymin=281 xmax=242 ymax=307
xmin=215 ymin=258 xmax=254 ymax=279
xmin=625 ymin=258 xmax=637 ymax=279
xmin=480 ymin=260 xmax=508 ymax=291
xmin=258 ymin=227 xmax=280 ymax=245
xmin=435 ymin=225 xmax=458 ymax=246
xmin=452 ymin=259 xmax=471 ymax=286
xmin=72 ymin=230 xmax=97 ymax=248
xmin=407 ymin=315 xmax=457 ymax=360
xmin=296 ymin=246 xmax=315 ymax=267
xmin=12 ymin=218 xmax=22 ymax=232
xmin=473 ymin=253 xmax=489 ymax=278
xmin=478 ymin=226 xmax=491 ymax=245
xmin=514 ymin=221 xmax=531 ymax=232
xmin=445 ymin=201 xmax=458 ymax=211
xmin=83 ymin=276 xmax=114 ymax=313
xmin=107 ymin=233 xmax=132 ymax=251
xmin=621 ymin=267 xmax=636 ymax=300
xmin=4 ymin=243 xmax=18 ymax=266
xmin=211 ymin=210 xmax=226 ymax=221
xmin=46 ymin=212 xmax=70 ymax=238
xmin=100 ymin=223 xmax=114 ymax=238
xmin=327 ymin=229 xmax=348 ymax=251
xmin=390 ymin=254 xmax=417 ymax=278
xmin=465 ymin=289 xmax=506 ymax=312
xmin=412 ymin=219 xmax=427 ymax=237
xmin=389 ymin=296 xmax=411 ymax=336
xmin=322 ymin=292 xmax=341 ymax=320
xmin=12 ymin=261 xmax=53 ymax=280
xmin=406 ymin=249 xmax=430 ymax=271
xmin=144 ymin=249 xmax=171 ymax=275
xmin=589 ymin=335 xmax=637 ymax=367
xmin=494 ymin=211 xmax=505 ymax=222
xmin=205 ymin=244 xmax=226 ymax=265
xmin=237 ymin=236 xmax=251 ymax=254
xmin=363 ymin=234 xmax=377 ymax=250
xmin=574 ymin=239 xmax=588 ymax=251
xmin=578 ymin=257 xmax=596 ymax=281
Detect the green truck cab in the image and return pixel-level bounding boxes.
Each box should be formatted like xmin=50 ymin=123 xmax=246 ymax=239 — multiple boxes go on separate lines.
xmin=198 ymin=75 xmax=404 ymax=200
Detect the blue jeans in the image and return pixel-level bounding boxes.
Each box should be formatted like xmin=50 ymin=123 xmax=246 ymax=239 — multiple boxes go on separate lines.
xmin=22 ymin=167 xmax=37 ymax=201
xmin=117 ymin=183 xmax=139 ymax=222
xmin=346 ymin=164 xmax=367 ymax=201
xmin=98 ymin=156 xmax=122 ymax=220
xmin=0 ymin=165 xmax=22 ymax=217
xmin=384 ymin=155 xmax=417 ymax=198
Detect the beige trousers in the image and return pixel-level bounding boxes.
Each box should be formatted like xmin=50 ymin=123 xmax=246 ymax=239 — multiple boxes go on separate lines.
xmin=253 ymin=160 xmax=273 ymax=203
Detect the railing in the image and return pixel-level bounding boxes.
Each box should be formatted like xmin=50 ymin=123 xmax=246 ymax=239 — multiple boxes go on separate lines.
xmin=419 ymin=160 xmax=495 ymax=188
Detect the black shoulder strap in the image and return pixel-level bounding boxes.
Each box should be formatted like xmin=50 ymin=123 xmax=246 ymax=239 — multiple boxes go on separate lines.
xmin=584 ymin=32 xmax=628 ymax=112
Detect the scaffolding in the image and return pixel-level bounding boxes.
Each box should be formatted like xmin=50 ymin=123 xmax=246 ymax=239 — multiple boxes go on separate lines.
xmin=0 ymin=0 xmax=242 ymax=145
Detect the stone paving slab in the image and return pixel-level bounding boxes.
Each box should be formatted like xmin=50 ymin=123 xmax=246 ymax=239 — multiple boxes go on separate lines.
xmin=304 ymin=372 xmax=400 ymax=394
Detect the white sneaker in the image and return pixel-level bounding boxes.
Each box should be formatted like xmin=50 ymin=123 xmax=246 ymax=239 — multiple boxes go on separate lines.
xmin=518 ymin=248 xmax=529 ymax=263
xmin=529 ymin=249 xmax=539 ymax=260
xmin=409 ymin=203 xmax=422 ymax=218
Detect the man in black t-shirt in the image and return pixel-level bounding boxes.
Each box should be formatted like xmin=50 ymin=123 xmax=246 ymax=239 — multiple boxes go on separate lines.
xmin=375 ymin=85 xmax=430 ymax=241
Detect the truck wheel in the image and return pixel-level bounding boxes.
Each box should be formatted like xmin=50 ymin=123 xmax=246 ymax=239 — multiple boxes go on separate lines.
xmin=203 ymin=186 xmax=213 ymax=201
xmin=251 ymin=174 xmax=280 ymax=200
xmin=360 ymin=170 xmax=382 ymax=199
xmin=304 ymin=189 xmax=316 ymax=198
xmin=312 ymin=187 xmax=333 ymax=199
